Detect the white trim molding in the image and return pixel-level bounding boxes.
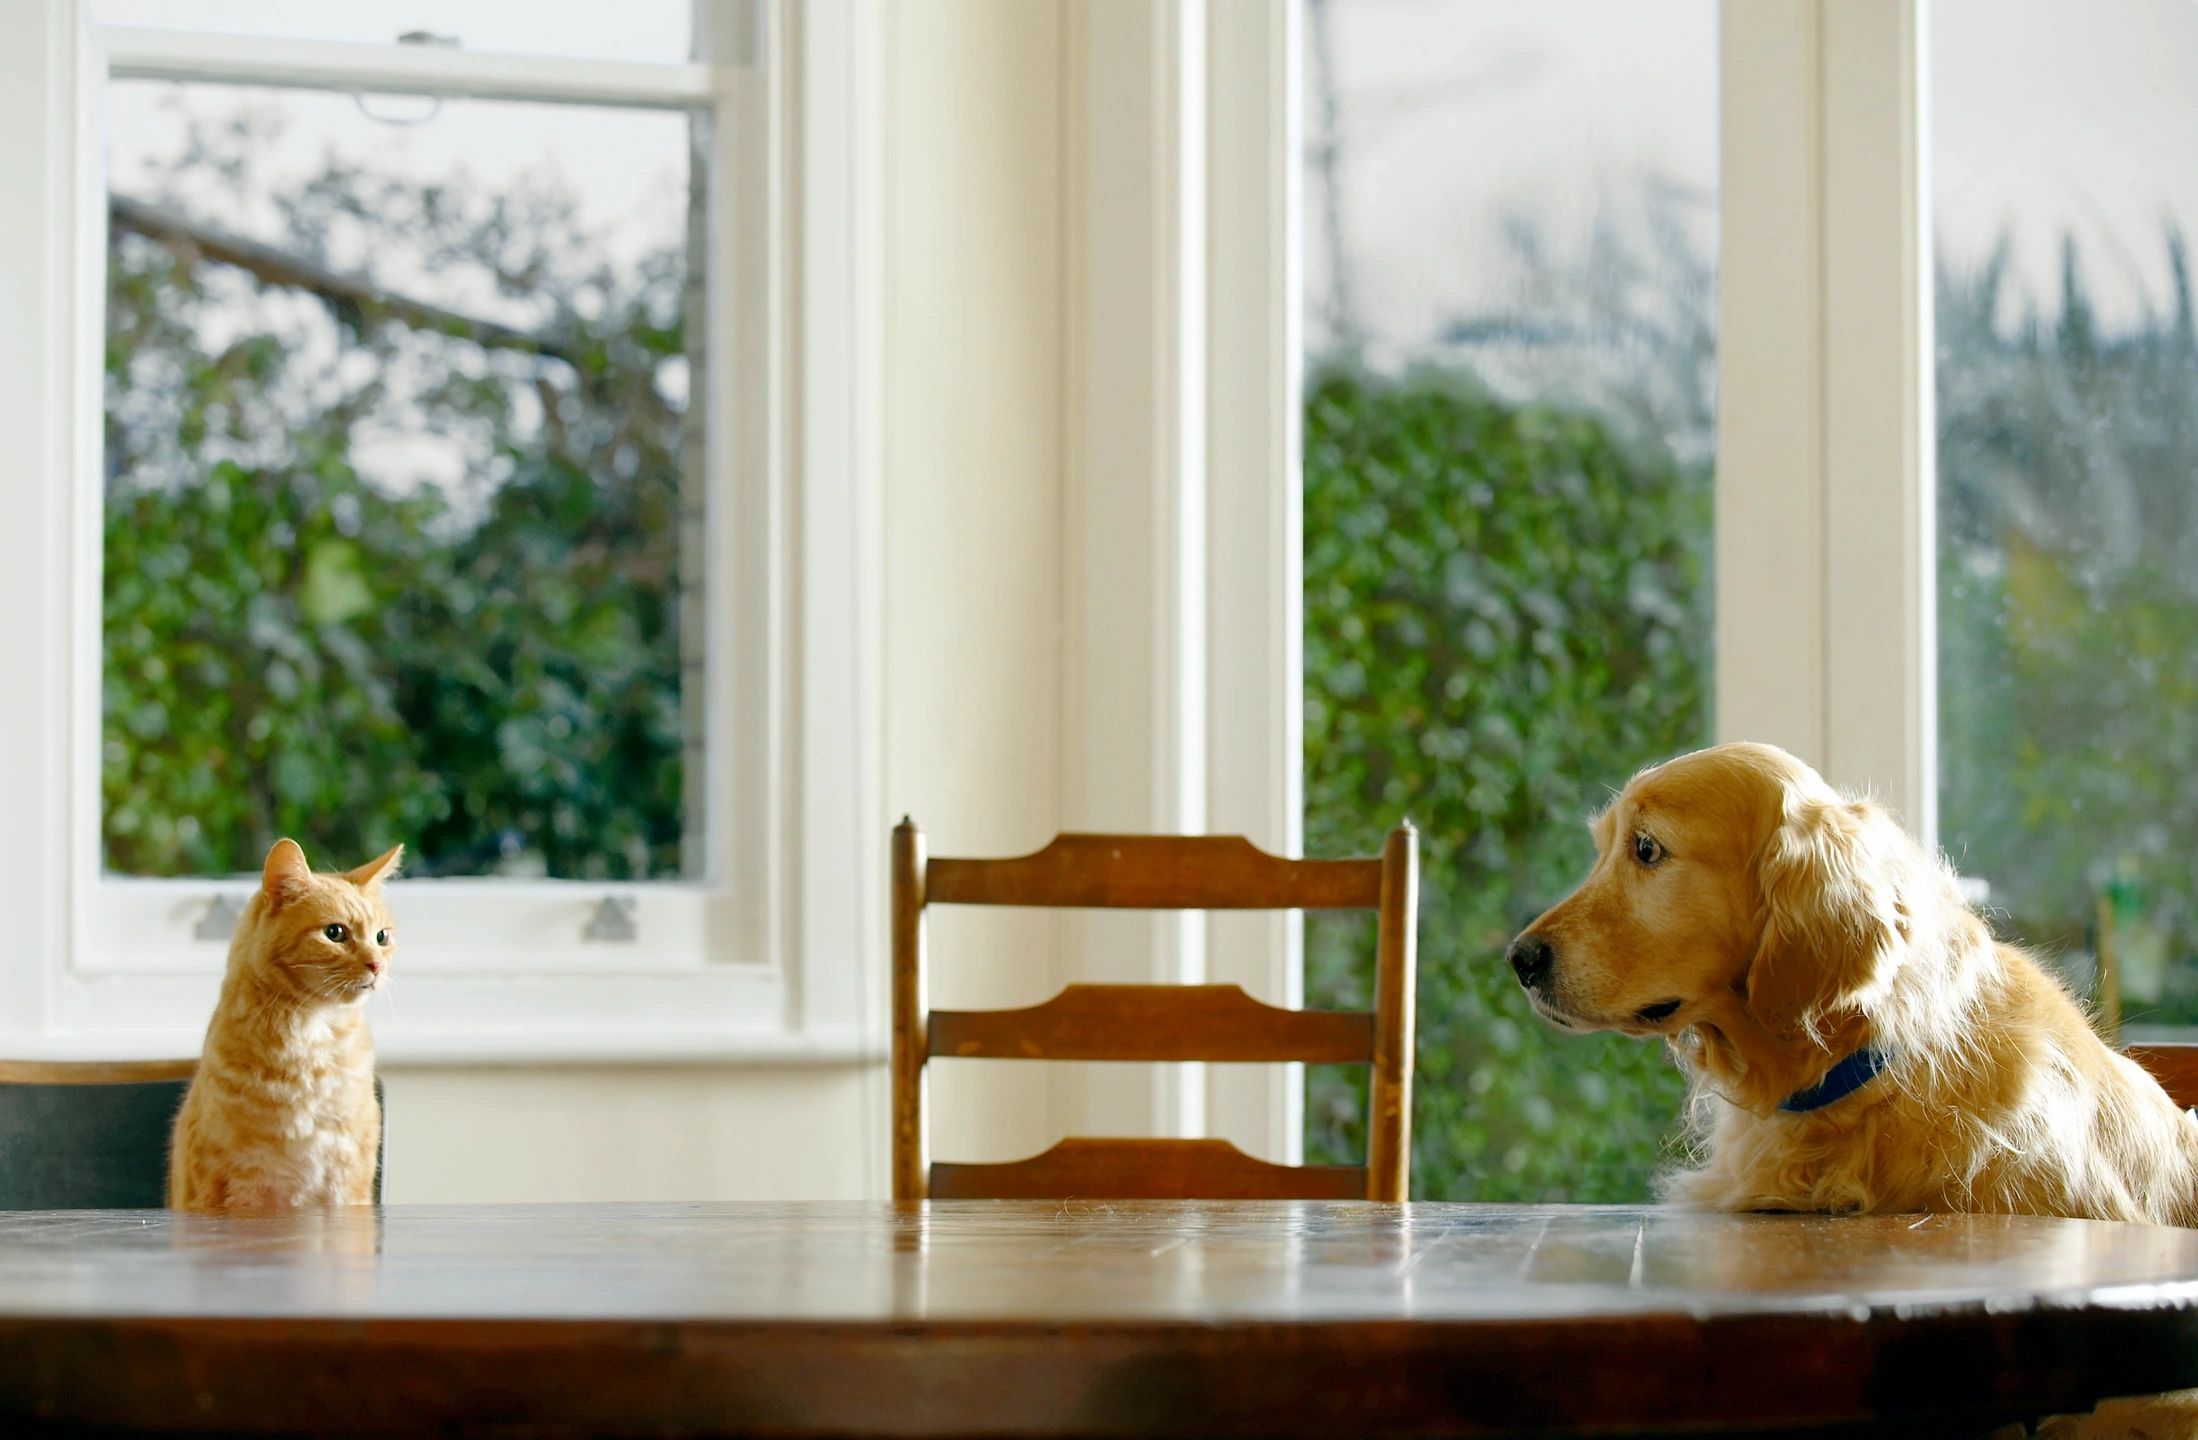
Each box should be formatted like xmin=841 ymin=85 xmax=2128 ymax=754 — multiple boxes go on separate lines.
xmin=1059 ymin=0 xmax=1209 ymax=1143
xmin=0 ymin=0 xmax=884 ymax=1064
xmin=1717 ymin=0 xmax=1936 ymax=834
xmin=1202 ymin=0 xmax=1304 ymax=1165
xmin=1058 ymin=0 xmax=1305 ymax=1160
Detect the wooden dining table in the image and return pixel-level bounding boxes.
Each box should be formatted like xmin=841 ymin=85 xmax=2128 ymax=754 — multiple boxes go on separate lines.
xmin=4 ymin=1200 xmax=2198 ymax=1439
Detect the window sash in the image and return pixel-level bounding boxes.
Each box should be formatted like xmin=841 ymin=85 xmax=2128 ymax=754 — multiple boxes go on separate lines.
xmin=0 ymin=0 xmax=884 ymax=1064
xmin=1177 ymin=0 xmax=1938 ymax=1154
xmin=99 ymin=25 xmax=740 ymax=105
xmin=1715 ymin=0 xmax=1935 ymax=832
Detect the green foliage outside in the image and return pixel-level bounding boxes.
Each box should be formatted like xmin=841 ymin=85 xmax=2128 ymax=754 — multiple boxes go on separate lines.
xmin=1303 ymin=228 xmax=2198 ymax=1200
xmin=103 ymin=105 xmax=2198 ymax=1195
xmin=1937 ymin=237 xmax=2198 ymax=1022
xmin=102 ymin=112 xmax=690 ymax=879
xmin=1301 ymin=364 xmax=1705 ymax=1201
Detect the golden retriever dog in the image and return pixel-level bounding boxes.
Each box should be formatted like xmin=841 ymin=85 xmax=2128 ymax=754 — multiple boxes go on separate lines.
xmin=1508 ymin=740 xmax=2198 ymax=1223
xmin=1509 ymin=741 xmax=2198 ymax=1435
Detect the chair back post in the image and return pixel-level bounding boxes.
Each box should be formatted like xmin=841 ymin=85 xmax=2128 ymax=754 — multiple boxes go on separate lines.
xmin=2127 ymin=1044 xmax=2198 ymax=1111
xmin=891 ymin=818 xmax=929 ymax=1201
xmin=1366 ymin=820 xmax=1419 ymax=1201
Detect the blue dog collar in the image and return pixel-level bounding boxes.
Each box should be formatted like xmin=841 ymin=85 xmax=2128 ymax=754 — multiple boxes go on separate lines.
xmin=1778 ymin=1047 xmax=1893 ymax=1114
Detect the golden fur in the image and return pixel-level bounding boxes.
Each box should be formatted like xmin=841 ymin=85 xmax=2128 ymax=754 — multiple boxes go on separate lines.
xmin=167 ymin=839 xmax=401 ymax=1211
xmin=1512 ymin=742 xmax=2198 ymax=1224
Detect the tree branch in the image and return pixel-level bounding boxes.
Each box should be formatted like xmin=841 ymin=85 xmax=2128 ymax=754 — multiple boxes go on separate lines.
xmin=109 ymin=193 xmax=576 ymax=367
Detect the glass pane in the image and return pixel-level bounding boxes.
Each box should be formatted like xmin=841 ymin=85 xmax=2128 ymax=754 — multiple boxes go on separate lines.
xmin=1301 ymin=0 xmax=1716 ymax=1200
xmin=90 ymin=0 xmax=694 ymax=66
xmin=1934 ymin=0 xmax=2198 ymax=1028
xmin=103 ymin=79 xmax=700 ymax=880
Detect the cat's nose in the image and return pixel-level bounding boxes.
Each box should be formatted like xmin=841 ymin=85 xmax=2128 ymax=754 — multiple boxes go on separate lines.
xmin=364 ymin=957 xmax=384 ymax=976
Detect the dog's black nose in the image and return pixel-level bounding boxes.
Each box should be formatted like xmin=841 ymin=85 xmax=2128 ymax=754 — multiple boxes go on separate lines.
xmin=1507 ymin=933 xmax=1555 ymax=990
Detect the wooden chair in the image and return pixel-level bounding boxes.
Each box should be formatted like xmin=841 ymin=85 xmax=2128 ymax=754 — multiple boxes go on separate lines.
xmin=2126 ymin=1044 xmax=2198 ymax=1109
xmin=0 ymin=1059 xmax=385 ymax=1209
xmin=892 ymin=820 xmax=1418 ymax=1202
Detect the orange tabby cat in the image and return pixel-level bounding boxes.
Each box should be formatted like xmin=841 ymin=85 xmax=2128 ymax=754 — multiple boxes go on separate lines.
xmin=167 ymin=838 xmax=401 ymax=1211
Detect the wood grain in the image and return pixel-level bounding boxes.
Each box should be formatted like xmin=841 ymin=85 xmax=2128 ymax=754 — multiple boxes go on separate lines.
xmin=927 ymin=1138 xmax=1368 ymax=1200
xmin=1367 ymin=821 xmax=1418 ymax=1202
xmin=2 ymin=1201 xmax=2197 ymax=1438
xmin=927 ymin=984 xmax=1373 ymax=1063
xmin=891 ymin=820 xmax=928 ymax=1202
xmin=0 ymin=1058 xmax=197 ymax=1084
xmin=924 ymin=833 xmax=1382 ymax=909
xmin=894 ymin=822 xmax=1418 ymax=1203
xmin=2127 ymin=1042 xmax=2198 ymax=1109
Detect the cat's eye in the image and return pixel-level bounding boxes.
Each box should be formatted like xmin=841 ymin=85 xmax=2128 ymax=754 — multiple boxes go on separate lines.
xmin=1632 ymin=833 xmax=1666 ymax=867
xmin=374 ymin=929 xmax=390 ymax=947
xmin=322 ymin=923 xmax=349 ymax=943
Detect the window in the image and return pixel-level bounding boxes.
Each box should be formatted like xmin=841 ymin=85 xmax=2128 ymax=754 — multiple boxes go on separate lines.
xmin=0 ymin=2 xmax=879 ymax=1061
xmin=1933 ymin=0 xmax=2198 ymax=1034
xmin=1298 ymin=0 xmax=1716 ymax=1201
xmin=102 ymin=80 xmax=701 ymax=884
xmin=87 ymin=1 xmax=698 ymax=65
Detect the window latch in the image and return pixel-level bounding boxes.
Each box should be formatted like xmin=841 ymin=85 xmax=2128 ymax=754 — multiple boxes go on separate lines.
xmin=193 ymin=894 xmax=246 ymax=942
xmin=583 ymin=896 xmax=638 ymax=943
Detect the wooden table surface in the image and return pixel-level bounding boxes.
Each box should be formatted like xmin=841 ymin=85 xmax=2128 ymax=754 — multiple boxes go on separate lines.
xmin=5 ymin=1201 xmax=2198 ymax=1439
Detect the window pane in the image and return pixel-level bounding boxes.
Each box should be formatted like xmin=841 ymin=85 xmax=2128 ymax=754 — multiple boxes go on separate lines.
xmin=1934 ymin=0 xmax=2198 ymax=1028
xmin=1301 ymin=0 xmax=1715 ymax=1200
xmin=103 ymin=80 xmax=701 ymax=880
xmin=90 ymin=0 xmax=694 ymax=66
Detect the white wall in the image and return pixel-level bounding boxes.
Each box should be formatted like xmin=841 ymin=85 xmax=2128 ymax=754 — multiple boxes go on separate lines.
xmin=383 ymin=1065 xmax=874 ymax=1202
xmin=377 ymin=0 xmax=1071 ymax=1201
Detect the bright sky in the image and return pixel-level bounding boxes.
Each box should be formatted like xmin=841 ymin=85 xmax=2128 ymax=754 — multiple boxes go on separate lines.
xmin=97 ymin=0 xmax=695 ymax=324
xmin=1934 ymin=0 xmax=2198 ymax=327
xmin=1310 ymin=0 xmax=2198 ymax=357
xmin=1305 ymin=0 xmax=1718 ymax=357
xmin=93 ymin=1 xmax=2198 ymax=357
xmin=96 ymin=4 xmax=699 ymax=499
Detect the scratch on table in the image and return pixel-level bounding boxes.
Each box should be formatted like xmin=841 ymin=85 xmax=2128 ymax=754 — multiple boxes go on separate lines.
xmin=1394 ymin=1230 xmax=1454 ymax=1279
xmin=1628 ymin=1218 xmax=1647 ymax=1289
xmin=1514 ymin=1215 xmax=1555 ymax=1279
xmin=1907 ymin=1214 xmax=1935 ymax=1230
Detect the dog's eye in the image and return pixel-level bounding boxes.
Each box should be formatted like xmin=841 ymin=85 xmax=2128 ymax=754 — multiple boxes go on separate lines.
xmin=323 ymin=923 xmax=348 ymax=943
xmin=1632 ymin=833 xmax=1666 ymax=867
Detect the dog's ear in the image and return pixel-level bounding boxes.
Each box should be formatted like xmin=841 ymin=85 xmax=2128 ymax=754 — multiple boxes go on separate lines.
xmin=1744 ymin=794 xmax=1907 ymax=1042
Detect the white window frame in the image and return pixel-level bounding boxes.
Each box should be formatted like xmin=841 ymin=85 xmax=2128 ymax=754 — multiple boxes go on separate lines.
xmin=1717 ymin=0 xmax=1936 ymax=834
xmin=1057 ymin=0 xmax=1305 ymax=1162
xmin=0 ymin=0 xmax=882 ymax=1064
xmin=1070 ymin=0 xmax=1936 ymax=1156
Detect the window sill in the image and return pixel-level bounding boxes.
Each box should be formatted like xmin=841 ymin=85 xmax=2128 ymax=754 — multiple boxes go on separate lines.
xmin=0 ymin=1023 xmax=886 ymax=1069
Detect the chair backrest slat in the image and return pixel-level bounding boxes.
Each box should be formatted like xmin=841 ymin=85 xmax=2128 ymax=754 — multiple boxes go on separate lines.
xmin=2127 ymin=1044 xmax=2198 ymax=1110
xmin=0 ymin=1060 xmax=387 ymax=1209
xmin=929 ymin=983 xmax=1374 ymax=1064
xmin=894 ymin=820 xmax=1418 ymax=1203
xmin=925 ymin=833 xmax=1382 ymax=910
xmin=928 ymin=1137 xmax=1369 ymax=1201
xmin=0 ymin=1059 xmax=196 ymax=1085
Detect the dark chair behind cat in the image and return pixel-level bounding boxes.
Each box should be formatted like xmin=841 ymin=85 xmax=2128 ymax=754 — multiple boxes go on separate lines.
xmin=0 ymin=1060 xmax=383 ymax=1209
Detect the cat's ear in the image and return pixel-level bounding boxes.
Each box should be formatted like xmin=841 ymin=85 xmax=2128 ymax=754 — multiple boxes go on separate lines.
xmin=261 ymin=839 xmax=313 ymax=909
xmin=345 ymin=844 xmax=405 ymax=891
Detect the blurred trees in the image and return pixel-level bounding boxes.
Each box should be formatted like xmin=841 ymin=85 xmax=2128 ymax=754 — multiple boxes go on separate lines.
xmin=1300 ymin=363 xmax=1704 ymax=1200
xmin=1303 ymin=229 xmax=2198 ymax=1200
xmin=102 ymin=114 xmax=690 ymax=879
xmin=104 ymin=105 xmax=2198 ymax=1196
xmin=1937 ymin=236 xmax=2198 ymax=1020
